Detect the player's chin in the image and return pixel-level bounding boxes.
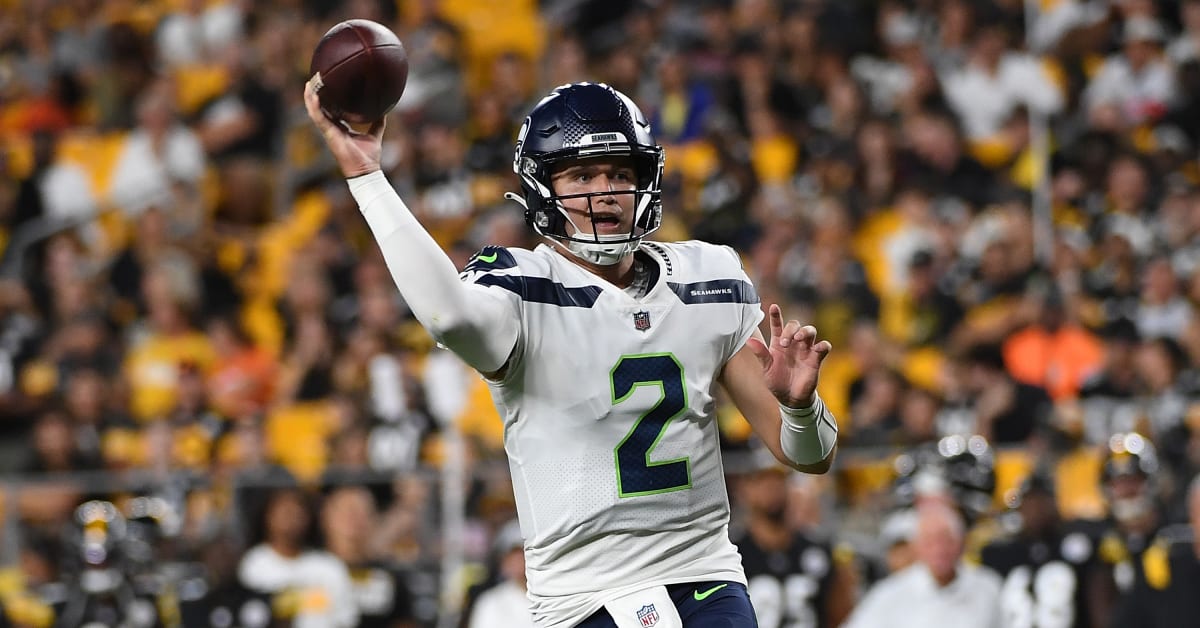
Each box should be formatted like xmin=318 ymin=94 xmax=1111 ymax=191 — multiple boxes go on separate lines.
xmin=590 ymin=222 xmax=631 ymax=235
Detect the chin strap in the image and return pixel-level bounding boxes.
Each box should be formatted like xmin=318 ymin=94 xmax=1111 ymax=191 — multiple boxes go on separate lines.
xmin=564 ymin=238 xmax=638 ymax=266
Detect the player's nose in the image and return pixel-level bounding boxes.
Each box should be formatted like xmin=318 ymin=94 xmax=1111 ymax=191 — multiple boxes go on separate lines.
xmin=597 ymin=176 xmax=620 ymax=200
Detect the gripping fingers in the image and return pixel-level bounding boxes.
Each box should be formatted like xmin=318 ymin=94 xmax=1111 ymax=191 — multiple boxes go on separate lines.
xmin=304 ymin=75 xmax=342 ymax=139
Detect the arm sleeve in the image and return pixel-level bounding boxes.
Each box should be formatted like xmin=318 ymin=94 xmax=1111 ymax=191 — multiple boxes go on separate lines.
xmin=349 ymin=171 xmax=519 ymax=373
xmin=722 ymin=245 xmax=765 ymax=361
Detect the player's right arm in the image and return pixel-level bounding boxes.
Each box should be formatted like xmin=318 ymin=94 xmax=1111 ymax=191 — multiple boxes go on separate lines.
xmin=303 ymin=79 xmax=517 ymax=375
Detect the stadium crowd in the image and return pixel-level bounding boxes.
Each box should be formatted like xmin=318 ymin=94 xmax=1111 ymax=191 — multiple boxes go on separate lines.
xmin=0 ymin=0 xmax=1199 ymax=626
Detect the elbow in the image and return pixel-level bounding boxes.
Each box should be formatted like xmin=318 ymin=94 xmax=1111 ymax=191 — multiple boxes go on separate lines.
xmin=427 ymin=316 xmax=478 ymax=353
xmin=423 ymin=310 xmax=475 ymax=344
xmin=427 ymin=316 xmax=510 ymax=374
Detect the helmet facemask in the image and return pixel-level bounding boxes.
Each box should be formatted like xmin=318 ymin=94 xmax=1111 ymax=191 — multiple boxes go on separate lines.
xmin=537 ymin=152 xmax=662 ymax=266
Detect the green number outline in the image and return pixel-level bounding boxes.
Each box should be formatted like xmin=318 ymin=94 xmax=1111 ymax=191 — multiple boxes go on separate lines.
xmin=610 ymin=352 xmax=692 ymax=497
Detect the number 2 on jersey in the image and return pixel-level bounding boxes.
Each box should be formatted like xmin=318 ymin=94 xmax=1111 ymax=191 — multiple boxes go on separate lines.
xmin=611 ymin=354 xmax=691 ymax=497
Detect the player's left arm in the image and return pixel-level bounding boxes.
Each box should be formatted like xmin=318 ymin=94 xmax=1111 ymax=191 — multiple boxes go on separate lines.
xmin=718 ymin=304 xmax=838 ymax=474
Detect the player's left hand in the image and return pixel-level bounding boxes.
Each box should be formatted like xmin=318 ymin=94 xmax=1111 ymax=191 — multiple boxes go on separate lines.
xmin=746 ymin=304 xmax=832 ymax=408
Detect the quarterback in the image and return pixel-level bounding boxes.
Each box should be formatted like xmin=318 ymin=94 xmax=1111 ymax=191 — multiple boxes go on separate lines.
xmin=304 ymin=80 xmax=839 ymax=628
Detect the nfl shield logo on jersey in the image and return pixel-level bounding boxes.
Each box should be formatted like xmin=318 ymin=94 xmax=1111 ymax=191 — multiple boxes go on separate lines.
xmin=636 ymin=604 xmax=659 ymax=627
xmin=633 ymin=311 xmax=652 ymax=332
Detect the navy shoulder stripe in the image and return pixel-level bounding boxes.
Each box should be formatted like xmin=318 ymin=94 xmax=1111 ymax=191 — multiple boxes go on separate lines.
xmin=668 ymin=279 xmax=759 ymax=305
xmin=475 ymin=274 xmax=602 ymax=308
xmin=464 ymin=245 xmax=518 ymax=273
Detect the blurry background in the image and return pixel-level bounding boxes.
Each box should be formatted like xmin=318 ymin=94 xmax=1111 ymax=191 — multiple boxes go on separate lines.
xmin=0 ymin=0 xmax=1198 ymax=626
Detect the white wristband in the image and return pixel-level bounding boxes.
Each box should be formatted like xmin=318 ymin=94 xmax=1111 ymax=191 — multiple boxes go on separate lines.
xmin=779 ymin=393 xmax=838 ymax=466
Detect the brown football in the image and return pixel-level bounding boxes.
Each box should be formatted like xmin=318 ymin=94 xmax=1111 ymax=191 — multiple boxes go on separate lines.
xmin=309 ymin=19 xmax=408 ymax=125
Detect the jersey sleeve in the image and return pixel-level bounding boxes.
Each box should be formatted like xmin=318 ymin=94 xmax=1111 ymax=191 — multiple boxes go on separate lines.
xmin=457 ymin=245 xmax=526 ymax=377
xmin=721 ymin=245 xmax=765 ymax=362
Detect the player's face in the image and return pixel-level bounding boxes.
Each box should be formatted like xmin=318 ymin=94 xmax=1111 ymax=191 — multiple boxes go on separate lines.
xmin=741 ymin=470 xmax=788 ymax=519
xmin=1018 ymin=492 xmax=1058 ymax=535
xmin=550 ymin=156 xmax=638 ymax=238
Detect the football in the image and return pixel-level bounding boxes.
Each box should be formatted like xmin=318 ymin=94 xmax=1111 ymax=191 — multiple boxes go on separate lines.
xmin=309 ymin=19 xmax=409 ymax=127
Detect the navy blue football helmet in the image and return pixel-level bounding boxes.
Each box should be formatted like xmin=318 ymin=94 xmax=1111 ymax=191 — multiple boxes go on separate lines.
xmin=506 ymin=82 xmax=664 ymax=265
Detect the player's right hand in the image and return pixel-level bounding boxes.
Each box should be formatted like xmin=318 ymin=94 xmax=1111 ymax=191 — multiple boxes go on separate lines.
xmin=747 ymin=304 xmax=832 ymax=409
xmin=304 ymin=75 xmax=385 ymax=178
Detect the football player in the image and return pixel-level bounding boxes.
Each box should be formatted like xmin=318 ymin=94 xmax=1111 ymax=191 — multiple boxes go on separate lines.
xmin=732 ymin=456 xmax=854 ymax=628
xmin=1087 ymin=433 xmax=1167 ymax=622
xmin=980 ymin=473 xmax=1107 ymax=628
xmin=304 ymin=79 xmax=840 ymax=628
xmin=1109 ymin=473 xmax=1200 ymax=627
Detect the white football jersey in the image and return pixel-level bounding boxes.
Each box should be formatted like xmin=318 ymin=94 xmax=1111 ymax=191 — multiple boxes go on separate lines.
xmin=460 ymin=240 xmax=765 ymax=627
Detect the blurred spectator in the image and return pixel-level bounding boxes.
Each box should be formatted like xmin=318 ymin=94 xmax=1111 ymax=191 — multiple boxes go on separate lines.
xmin=14 ymin=129 xmax=97 ymax=228
xmin=156 ymin=0 xmax=243 ymax=69
xmin=106 ymin=79 xmax=207 ymax=218
xmin=321 ymin=485 xmax=419 ymax=628
xmin=1085 ymin=16 xmax=1176 ymax=128
xmin=846 ymin=368 xmax=908 ymax=447
xmin=940 ymin=22 xmax=1064 ymax=142
xmin=842 ymin=502 xmax=1002 ymax=628
xmin=1136 ymin=256 xmax=1194 ymax=342
xmin=901 ymin=110 xmax=996 ymax=208
xmin=1133 ymin=336 xmax=1193 ymax=439
xmin=204 ymin=313 xmax=276 ymax=421
xmin=878 ymin=249 xmax=963 ymax=350
xmin=647 ymin=48 xmax=716 ymax=145
xmin=91 ymin=22 xmax=156 ymax=130
xmin=783 ymin=207 xmax=879 ymax=352
xmin=122 ymin=263 xmax=214 ymax=423
xmin=894 ymin=386 xmax=943 ymax=446
xmin=949 ymin=343 xmax=1052 ymax=444
xmin=878 ymin=508 xmax=918 ymax=574
xmin=395 ymin=12 xmax=467 ymax=120
xmin=194 ymin=37 xmax=282 ymax=161
xmin=107 ymin=208 xmax=194 ymax=322
xmin=852 ymin=7 xmax=935 ymax=116
xmin=61 ymin=366 xmax=121 ymax=461
xmin=237 ymin=486 xmax=358 ymax=627
xmin=1079 ymin=319 xmax=1144 ymax=443
xmin=1002 ymin=287 xmax=1105 ymax=401
xmin=466 ymin=519 xmax=534 ymax=628
xmin=21 ymin=407 xmax=100 ymax=473
xmin=1171 ymin=0 xmax=1200 ymax=63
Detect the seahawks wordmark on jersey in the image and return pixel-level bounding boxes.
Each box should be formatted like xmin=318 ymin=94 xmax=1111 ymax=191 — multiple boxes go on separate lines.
xmin=462 ymin=241 xmax=763 ymax=628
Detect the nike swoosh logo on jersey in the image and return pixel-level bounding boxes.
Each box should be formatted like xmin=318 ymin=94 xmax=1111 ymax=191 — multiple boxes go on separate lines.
xmin=477 ymin=252 xmax=499 ymax=263
xmin=693 ymin=584 xmax=728 ymax=601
